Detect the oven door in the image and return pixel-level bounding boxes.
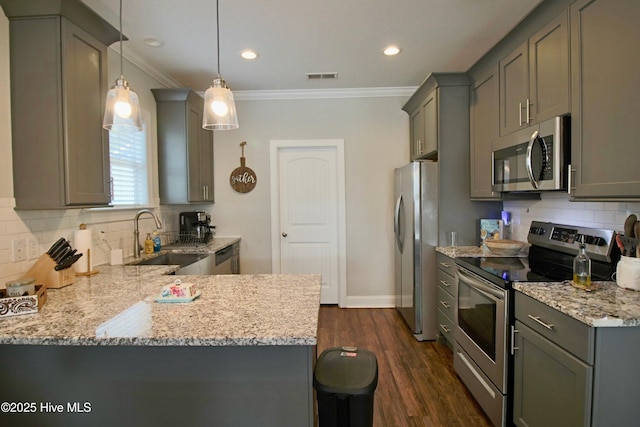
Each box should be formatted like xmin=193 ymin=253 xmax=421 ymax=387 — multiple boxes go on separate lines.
xmin=455 ymin=266 xmax=508 ymax=392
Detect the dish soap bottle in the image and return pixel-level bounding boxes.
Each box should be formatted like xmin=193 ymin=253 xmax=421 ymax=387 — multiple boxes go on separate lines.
xmin=144 ymin=233 xmax=154 ymax=254
xmin=573 ymin=240 xmax=591 ymax=286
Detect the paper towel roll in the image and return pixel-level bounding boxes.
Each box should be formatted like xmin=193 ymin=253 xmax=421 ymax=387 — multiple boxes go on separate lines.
xmin=74 ymin=227 xmax=93 ymax=273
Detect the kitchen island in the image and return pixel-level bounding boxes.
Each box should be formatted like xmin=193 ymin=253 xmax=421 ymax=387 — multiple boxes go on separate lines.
xmin=0 ymin=267 xmax=321 ymax=427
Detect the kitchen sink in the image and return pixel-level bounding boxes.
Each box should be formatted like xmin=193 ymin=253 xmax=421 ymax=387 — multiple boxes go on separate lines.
xmin=131 ymin=253 xmax=208 ymax=267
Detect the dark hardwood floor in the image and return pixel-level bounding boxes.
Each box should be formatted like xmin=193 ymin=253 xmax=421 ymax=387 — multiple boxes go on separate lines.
xmin=317 ymin=306 xmax=492 ymax=427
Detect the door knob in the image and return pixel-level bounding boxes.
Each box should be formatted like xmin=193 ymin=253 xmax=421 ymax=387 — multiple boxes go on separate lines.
xmin=281 ymin=232 xmax=288 ymax=237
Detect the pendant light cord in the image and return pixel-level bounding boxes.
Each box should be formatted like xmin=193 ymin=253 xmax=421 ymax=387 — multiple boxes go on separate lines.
xmin=216 ymin=0 xmax=221 ymax=78
xmin=119 ymin=0 xmax=124 ymax=78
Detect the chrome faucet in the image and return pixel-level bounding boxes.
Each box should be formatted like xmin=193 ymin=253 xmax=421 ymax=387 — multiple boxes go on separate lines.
xmin=133 ymin=209 xmax=163 ymax=258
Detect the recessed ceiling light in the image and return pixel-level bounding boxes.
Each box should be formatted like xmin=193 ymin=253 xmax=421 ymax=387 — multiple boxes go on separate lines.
xmin=383 ymin=45 xmax=401 ymax=56
xmin=142 ymin=36 xmax=164 ymax=47
xmin=240 ymin=50 xmax=258 ymax=60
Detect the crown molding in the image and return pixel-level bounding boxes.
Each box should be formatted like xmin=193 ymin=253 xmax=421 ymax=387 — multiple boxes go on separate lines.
xmin=232 ymin=87 xmax=418 ymax=101
xmin=110 ymin=45 xmax=183 ymax=89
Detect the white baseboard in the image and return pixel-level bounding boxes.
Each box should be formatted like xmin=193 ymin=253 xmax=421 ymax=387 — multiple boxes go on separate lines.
xmin=342 ymin=295 xmax=396 ymax=308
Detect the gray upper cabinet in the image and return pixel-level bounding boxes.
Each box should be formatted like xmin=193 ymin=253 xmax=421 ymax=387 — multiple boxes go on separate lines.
xmin=499 ymin=10 xmax=570 ymax=136
xmin=152 ymin=89 xmax=214 ymax=204
xmin=408 ymin=88 xmax=437 ymax=160
xmin=569 ymin=0 xmax=640 ymax=199
xmin=499 ymin=42 xmax=529 ymax=136
xmin=1 ymin=0 xmax=120 ymax=209
xmin=470 ymin=66 xmax=500 ymax=200
xmin=403 ymin=73 xmax=470 ymax=162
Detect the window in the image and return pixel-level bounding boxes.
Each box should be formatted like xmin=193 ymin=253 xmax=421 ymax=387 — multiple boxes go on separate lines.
xmin=109 ymin=110 xmax=151 ymax=206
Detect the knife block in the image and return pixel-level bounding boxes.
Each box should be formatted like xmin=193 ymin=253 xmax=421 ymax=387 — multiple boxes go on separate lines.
xmin=22 ymin=254 xmax=75 ymax=289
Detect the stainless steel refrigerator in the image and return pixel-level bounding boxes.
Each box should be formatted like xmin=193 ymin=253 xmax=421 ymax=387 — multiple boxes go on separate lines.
xmin=394 ymin=161 xmax=438 ymax=341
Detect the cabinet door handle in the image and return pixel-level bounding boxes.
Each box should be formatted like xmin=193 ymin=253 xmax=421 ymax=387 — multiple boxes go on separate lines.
xmin=439 ymin=300 xmax=450 ymax=309
xmin=519 ymin=102 xmax=523 ymax=126
xmin=440 ymin=324 xmax=450 ymax=333
xmin=526 ymin=98 xmax=531 ymax=124
xmin=440 ymin=280 xmax=451 ymax=287
xmin=568 ymin=164 xmax=576 ymax=195
xmin=109 ymin=177 xmax=114 ymax=200
xmin=510 ymin=326 xmax=519 ymax=355
xmin=528 ymin=314 xmax=554 ymax=330
xmin=439 ymin=262 xmax=451 ymax=268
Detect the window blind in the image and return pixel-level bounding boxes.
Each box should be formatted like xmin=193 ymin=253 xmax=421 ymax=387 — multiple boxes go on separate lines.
xmin=109 ymin=122 xmax=149 ymax=206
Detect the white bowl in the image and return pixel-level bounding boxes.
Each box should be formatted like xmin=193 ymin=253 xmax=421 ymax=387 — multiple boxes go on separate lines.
xmin=484 ymin=239 xmax=526 ymax=256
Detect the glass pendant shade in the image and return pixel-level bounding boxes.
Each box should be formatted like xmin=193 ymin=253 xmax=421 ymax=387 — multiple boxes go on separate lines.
xmin=203 ymin=77 xmax=239 ymax=130
xmin=103 ymin=77 xmax=142 ymax=133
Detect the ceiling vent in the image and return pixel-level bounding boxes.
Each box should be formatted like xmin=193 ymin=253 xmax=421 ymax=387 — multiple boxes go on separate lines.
xmin=306 ymin=72 xmax=338 ymax=81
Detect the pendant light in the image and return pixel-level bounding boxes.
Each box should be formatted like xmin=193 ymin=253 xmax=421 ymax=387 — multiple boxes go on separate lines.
xmin=103 ymin=0 xmax=142 ymax=133
xmin=203 ymin=0 xmax=239 ymax=130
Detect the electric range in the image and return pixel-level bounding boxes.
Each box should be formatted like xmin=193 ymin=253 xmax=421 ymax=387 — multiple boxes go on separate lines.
xmin=453 ymin=221 xmax=619 ymax=427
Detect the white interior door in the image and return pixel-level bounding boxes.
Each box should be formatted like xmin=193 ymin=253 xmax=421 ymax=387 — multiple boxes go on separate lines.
xmin=270 ymin=140 xmax=346 ymax=305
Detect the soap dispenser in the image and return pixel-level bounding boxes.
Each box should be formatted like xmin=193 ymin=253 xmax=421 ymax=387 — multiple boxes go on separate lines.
xmin=573 ymin=238 xmax=591 ymax=286
xmin=144 ymin=233 xmax=154 ymax=254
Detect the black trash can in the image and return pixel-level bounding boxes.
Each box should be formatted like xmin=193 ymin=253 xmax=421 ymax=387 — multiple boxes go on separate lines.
xmin=313 ymin=346 xmax=378 ymax=427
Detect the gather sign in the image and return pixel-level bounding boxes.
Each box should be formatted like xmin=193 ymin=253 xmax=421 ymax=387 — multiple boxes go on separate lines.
xmin=230 ymin=141 xmax=257 ymax=193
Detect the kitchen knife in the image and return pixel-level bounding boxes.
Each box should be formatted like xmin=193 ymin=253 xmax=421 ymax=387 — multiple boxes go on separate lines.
xmin=57 ymin=248 xmax=77 ymax=266
xmin=50 ymin=244 xmax=68 ymax=262
xmin=55 ymin=253 xmax=83 ymax=270
xmin=47 ymin=237 xmax=67 ymax=256
xmin=53 ymin=246 xmax=72 ymax=263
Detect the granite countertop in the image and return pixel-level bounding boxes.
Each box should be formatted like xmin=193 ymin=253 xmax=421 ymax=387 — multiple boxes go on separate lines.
xmin=514 ymin=281 xmax=640 ymax=327
xmin=436 ymin=245 xmax=528 ymax=258
xmin=0 ymin=263 xmax=321 ymax=346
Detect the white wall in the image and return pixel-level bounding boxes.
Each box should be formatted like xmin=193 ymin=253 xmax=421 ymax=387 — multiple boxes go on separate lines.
xmin=211 ymin=96 xmax=410 ymax=306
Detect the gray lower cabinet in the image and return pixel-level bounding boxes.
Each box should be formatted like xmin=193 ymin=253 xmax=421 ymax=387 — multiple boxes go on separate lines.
xmin=569 ymin=0 xmax=640 ymax=199
xmin=499 ymin=10 xmax=570 ymax=137
xmin=436 ymin=253 xmax=457 ymax=348
xmin=470 ymin=66 xmax=500 ymax=200
xmin=513 ymin=320 xmax=592 ymax=426
xmin=514 ymin=292 xmax=640 ymax=426
xmin=152 ymin=89 xmax=215 ymax=204
xmin=2 ymin=0 xmax=120 ymax=209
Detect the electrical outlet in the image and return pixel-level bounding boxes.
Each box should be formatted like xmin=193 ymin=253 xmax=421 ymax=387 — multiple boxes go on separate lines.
xmin=12 ymin=239 xmax=27 ymax=262
xmin=27 ymin=238 xmax=40 ymax=260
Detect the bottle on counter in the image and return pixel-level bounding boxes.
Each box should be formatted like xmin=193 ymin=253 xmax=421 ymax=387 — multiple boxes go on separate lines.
xmin=152 ymin=231 xmax=161 ymax=252
xmin=144 ymin=233 xmax=154 ymax=255
xmin=573 ymin=240 xmax=591 ymax=286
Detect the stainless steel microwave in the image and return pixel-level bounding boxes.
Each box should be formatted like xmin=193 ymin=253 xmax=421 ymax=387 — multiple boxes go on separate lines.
xmin=492 ymin=116 xmax=570 ymax=192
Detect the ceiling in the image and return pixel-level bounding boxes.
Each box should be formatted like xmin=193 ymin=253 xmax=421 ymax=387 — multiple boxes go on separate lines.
xmin=80 ymin=0 xmax=543 ymax=93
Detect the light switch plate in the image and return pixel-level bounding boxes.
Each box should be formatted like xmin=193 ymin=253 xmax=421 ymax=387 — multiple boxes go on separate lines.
xmin=12 ymin=239 xmax=27 ymax=262
xmin=27 ymin=238 xmax=39 ymax=260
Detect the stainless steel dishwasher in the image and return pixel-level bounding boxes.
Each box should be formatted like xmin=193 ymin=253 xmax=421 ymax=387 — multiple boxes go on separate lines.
xmin=214 ymin=242 xmax=240 ymax=274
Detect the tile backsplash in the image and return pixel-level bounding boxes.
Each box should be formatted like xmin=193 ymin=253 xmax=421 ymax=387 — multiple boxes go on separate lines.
xmin=503 ymin=193 xmax=640 ymax=242
xmin=0 ymin=198 xmax=170 ymax=283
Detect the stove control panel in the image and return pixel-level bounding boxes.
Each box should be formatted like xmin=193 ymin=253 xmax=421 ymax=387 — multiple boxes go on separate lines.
xmin=528 ymin=221 xmax=616 ymax=262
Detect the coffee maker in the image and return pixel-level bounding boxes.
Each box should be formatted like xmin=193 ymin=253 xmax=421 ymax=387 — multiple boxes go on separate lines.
xmin=179 ymin=211 xmax=213 ymax=243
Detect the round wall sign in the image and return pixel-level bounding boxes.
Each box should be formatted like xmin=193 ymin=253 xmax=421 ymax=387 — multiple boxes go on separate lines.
xmin=230 ymin=141 xmax=257 ymax=193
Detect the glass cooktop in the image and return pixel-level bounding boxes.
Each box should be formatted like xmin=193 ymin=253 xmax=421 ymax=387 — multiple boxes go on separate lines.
xmin=455 ymin=256 xmax=571 ymax=288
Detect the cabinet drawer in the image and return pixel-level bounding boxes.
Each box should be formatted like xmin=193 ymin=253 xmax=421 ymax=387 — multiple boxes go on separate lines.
xmin=437 ymin=308 xmax=454 ymax=346
xmin=437 ymin=268 xmax=457 ymax=299
xmin=437 ymin=286 xmax=456 ymax=320
xmin=436 ymin=253 xmax=456 ymax=277
xmin=515 ymin=292 xmax=594 ymax=363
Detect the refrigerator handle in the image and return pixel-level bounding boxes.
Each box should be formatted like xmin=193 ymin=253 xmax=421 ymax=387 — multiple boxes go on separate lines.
xmin=394 ymin=195 xmax=404 ymax=252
